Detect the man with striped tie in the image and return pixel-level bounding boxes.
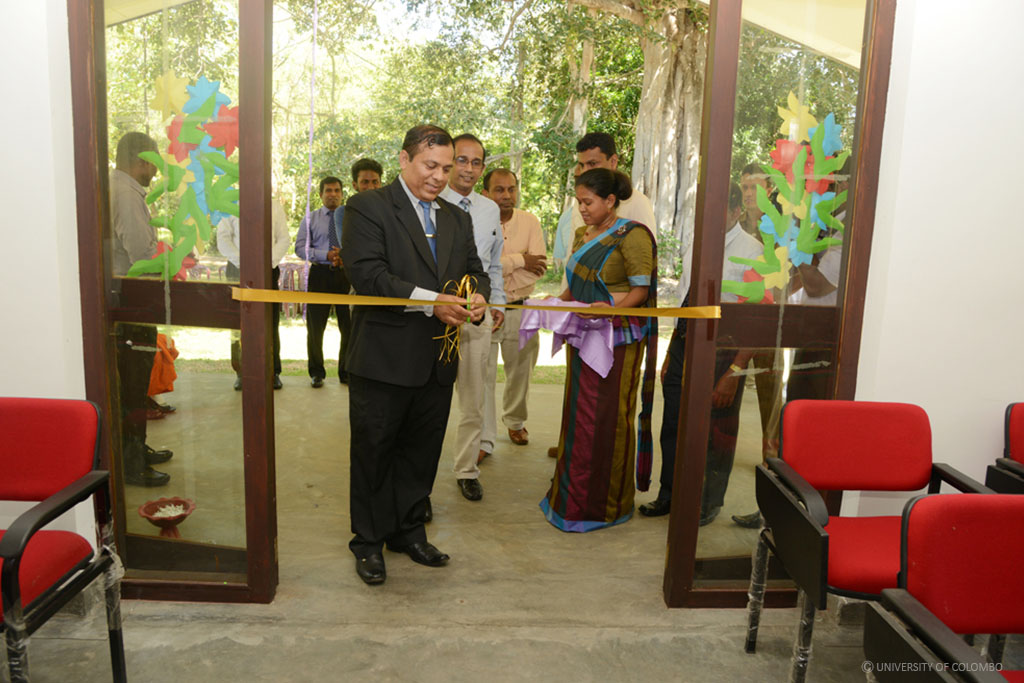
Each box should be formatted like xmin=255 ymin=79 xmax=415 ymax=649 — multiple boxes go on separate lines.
xmin=440 ymin=134 xmax=506 ymax=503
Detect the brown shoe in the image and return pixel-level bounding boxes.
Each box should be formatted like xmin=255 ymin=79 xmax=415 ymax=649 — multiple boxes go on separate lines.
xmin=508 ymin=428 xmax=529 ymax=445
xmin=477 ymin=449 xmax=490 ymax=465
xmin=547 ymin=446 xmax=558 ymax=458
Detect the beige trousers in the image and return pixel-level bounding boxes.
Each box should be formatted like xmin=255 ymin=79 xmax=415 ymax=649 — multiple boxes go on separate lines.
xmin=452 ymin=312 xmax=494 ymax=480
xmin=481 ymin=307 xmax=540 ymax=453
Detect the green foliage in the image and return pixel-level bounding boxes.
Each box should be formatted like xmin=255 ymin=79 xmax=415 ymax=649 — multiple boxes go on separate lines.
xmin=732 ymin=22 xmax=859 ymax=177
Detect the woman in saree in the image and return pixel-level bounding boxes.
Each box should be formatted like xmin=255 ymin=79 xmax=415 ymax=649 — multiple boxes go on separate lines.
xmin=540 ymin=168 xmax=658 ymax=532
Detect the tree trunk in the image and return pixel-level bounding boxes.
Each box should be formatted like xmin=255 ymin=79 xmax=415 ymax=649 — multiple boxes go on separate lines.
xmin=630 ymin=8 xmax=706 ymax=280
xmin=563 ymin=8 xmax=595 ymax=206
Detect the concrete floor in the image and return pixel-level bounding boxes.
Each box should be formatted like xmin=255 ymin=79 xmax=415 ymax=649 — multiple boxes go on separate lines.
xmin=1 ymin=372 xmax=959 ymax=682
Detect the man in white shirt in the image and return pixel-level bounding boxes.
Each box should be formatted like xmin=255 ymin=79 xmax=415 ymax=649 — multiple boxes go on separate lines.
xmin=480 ymin=168 xmax=546 ymax=454
xmin=569 ymin=132 xmax=657 ymax=234
xmin=217 ymin=200 xmax=292 ymax=390
xmin=440 ymin=134 xmax=506 ymax=502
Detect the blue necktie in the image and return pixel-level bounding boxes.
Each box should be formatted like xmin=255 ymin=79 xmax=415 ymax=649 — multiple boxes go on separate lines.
xmin=327 ymin=209 xmax=340 ymax=250
xmin=458 ymin=197 xmax=471 ymax=213
xmin=418 ymin=200 xmax=437 ymax=262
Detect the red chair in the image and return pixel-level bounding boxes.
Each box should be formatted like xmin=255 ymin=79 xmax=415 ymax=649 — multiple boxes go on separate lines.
xmin=744 ymin=400 xmax=988 ymax=683
xmin=985 ymin=403 xmax=1024 ymax=494
xmin=864 ymin=493 xmax=1024 ymax=682
xmin=0 ymin=398 xmax=126 ymax=683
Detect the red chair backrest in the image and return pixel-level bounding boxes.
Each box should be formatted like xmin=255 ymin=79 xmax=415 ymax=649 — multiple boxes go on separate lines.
xmin=780 ymin=400 xmax=932 ymax=491
xmin=1007 ymin=403 xmax=1024 ymax=464
xmin=903 ymin=494 xmax=1024 ymax=635
xmin=0 ymin=397 xmax=99 ymax=501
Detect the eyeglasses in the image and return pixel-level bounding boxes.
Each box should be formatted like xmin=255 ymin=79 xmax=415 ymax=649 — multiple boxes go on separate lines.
xmin=455 ymin=156 xmax=484 ymax=169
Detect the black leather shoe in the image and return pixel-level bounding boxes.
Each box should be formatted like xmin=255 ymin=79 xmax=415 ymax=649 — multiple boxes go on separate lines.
xmin=422 ymin=497 xmax=433 ymax=523
xmin=732 ymin=511 xmax=763 ymax=529
xmin=144 ymin=445 xmax=173 ymax=465
xmin=355 ymin=553 xmax=386 ymax=585
xmin=311 ymin=376 xmax=324 ymax=388
xmin=273 ymin=374 xmax=283 ymax=390
xmin=125 ymin=466 xmax=170 ymax=487
xmin=390 ymin=541 xmax=449 ymax=567
xmin=233 ymin=376 xmax=242 ymax=391
xmin=639 ymin=498 xmax=671 ymax=517
xmin=148 ymin=398 xmax=175 ymax=413
xmin=699 ymin=505 xmax=722 ymax=527
xmin=457 ymin=478 xmax=483 ymax=501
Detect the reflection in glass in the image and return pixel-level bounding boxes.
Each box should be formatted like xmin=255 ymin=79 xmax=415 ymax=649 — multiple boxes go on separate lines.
xmin=106 ymin=2 xmax=247 ymax=581
xmin=691 ymin=1 xmax=865 ymax=584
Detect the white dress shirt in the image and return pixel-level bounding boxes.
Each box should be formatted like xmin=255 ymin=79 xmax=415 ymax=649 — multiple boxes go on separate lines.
xmin=216 ymin=201 xmax=291 ymax=268
xmin=440 ymin=185 xmax=507 ymax=307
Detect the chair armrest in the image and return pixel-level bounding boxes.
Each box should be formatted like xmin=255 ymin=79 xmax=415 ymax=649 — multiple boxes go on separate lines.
xmin=880 ymin=589 xmax=1005 ymax=683
xmin=765 ymin=458 xmax=829 ymax=526
xmin=928 ymin=463 xmax=992 ymax=494
xmin=995 ymin=457 xmax=1024 ymax=479
xmin=0 ymin=470 xmax=110 ymax=561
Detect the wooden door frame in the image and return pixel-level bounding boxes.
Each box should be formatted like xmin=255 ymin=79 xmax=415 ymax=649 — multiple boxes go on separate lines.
xmin=66 ymin=0 xmax=278 ymax=603
xmin=662 ymin=0 xmax=898 ymax=608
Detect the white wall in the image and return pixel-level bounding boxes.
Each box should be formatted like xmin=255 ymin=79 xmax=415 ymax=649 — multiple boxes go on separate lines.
xmin=0 ymin=1 xmax=93 ymax=535
xmin=852 ymin=0 xmax=1024 ymax=514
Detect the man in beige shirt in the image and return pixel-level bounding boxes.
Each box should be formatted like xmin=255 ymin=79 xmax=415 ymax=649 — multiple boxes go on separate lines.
xmin=479 ymin=169 xmax=547 ymax=457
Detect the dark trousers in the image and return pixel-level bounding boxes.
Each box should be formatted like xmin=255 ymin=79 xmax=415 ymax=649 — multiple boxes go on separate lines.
xmin=116 ymin=323 xmax=156 ymax=473
xmin=306 ymin=263 xmax=351 ymax=380
xmin=787 ymin=347 xmax=833 ymax=402
xmin=348 ymin=370 xmax=453 ymax=558
xmin=227 ymin=263 xmax=282 ymax=376
xmin=657 ymin=331 xmax=746 ymax=511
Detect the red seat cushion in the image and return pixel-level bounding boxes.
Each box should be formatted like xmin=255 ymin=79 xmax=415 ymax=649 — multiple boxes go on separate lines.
xmin=0 ymin=529 xmax=92 ymax=616
xmin=782 ymin=401 xmax=932 ymax=491
xmin=1009 ymin=403 xmax=1024 ymax=464
xmin=904 ymin=494 xmax=1024 ymax=635
xmin=825 ymin=515 xmax=902 ymax=595
xmin=0 ymin=398 xmax=98 ymax=501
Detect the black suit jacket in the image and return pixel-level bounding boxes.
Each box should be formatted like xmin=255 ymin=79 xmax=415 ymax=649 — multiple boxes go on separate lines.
xmin=341 ymin=179 xmax=490 ymax=387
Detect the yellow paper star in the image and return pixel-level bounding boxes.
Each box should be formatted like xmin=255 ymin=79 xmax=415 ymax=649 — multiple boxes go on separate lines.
xmin=150 ymin=70 xmax=190 ymax=119
xmin=777 ymin=92 xmax=818 ymax=143
xmin=777 ymin=193 xmax=808 ymax=219
xmin=762 ymin=247 xmax=792 ymax=290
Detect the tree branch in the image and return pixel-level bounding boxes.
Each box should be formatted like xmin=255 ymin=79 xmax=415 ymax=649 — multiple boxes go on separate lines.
xmin=494 ymin=0 xmax=536 ymax=53
xmin=570 ymin=0 xmax=645 ymax=26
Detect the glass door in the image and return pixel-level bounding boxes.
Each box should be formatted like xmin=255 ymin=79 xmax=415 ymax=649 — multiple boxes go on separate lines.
xmin=69 ymin=0 xmax=277 ymax=601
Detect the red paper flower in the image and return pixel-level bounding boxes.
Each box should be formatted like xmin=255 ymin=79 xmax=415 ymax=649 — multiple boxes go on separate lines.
xmin=769 ymin=140 xmax=803 ymax=183
xmin=166 ymin=115 xmax=197 ymax=163
xmin=203 ymin=105 xmax=239 ymax=157
xmin=804 ymin=156 xmax=834 ymax=194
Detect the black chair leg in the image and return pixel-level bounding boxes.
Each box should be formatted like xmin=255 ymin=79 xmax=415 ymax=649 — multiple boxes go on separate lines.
xmin=104 ymin=558 xmax=128 ymax=683
xmin=790 ymin=588 xmax=816 ymax=683
xmin=745 ymin=532 xmax=770 ymax=653
xmin=4 ymin=612 xmax=30 ymax=683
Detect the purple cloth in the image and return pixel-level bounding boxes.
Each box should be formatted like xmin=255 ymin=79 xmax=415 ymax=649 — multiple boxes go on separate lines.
xmin=519 ymin=299 xmax=614 ymax=378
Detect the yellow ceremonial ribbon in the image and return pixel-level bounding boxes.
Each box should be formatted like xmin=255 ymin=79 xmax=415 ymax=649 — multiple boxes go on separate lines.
xmin=230 ymin=287 xmax=721 ymax=320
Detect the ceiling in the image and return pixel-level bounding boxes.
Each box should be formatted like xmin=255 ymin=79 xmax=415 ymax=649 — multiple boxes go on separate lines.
xmin=105 ymin=0 xmax=866 ymax=68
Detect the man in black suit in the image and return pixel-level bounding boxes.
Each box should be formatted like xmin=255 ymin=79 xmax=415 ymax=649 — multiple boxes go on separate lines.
xmin=341 ymin=125 xmax=490 ymax=585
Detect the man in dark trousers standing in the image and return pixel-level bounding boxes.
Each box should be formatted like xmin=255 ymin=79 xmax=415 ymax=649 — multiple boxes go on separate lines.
xmin=341 ymin=125 xmax=489 ymax=585
xmin=296 ymin=176 xmax=351 ymax=386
